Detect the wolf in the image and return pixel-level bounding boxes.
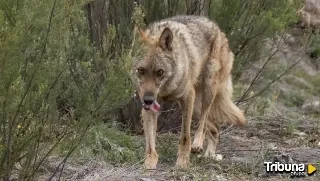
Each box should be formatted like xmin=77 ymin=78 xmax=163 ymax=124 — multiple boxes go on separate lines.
xmin=133 ymin=15 xmax=246 ymax=169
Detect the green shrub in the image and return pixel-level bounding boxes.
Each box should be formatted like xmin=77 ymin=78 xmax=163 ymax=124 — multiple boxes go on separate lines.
xmin=208 ymin=0 xmax=303 ymax=79
xmin=0 ymin=0 xmax=133 ymax=179
xmin=57 ymin=123 xmax=140 ymax=164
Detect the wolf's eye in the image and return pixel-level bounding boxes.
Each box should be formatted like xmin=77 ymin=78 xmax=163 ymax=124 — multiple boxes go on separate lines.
xmin=156 ymin=69 xmax=164 ymax=76
xmin=137 ymin=68 xmax=146 ymax=76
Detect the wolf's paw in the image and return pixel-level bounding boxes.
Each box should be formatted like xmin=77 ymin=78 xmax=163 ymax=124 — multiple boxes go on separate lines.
xmin=144 ymin=160 xmax=157 ymax=170
xmin=191 ymin=142 xmax=203 ymax=153
xmin=175 ymin=157 xmax=190 ymax=170
xmin=144 ymin=162 xmax=157 ymax=170
xmin=144 ymin=153 xmax=158 ymax=170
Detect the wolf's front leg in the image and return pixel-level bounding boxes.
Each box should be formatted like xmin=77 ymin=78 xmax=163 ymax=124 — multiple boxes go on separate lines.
xmin=142 ymin=109 xmax=158 ymax=169
xmin=176 ymin=88 xmax=195 ymax=169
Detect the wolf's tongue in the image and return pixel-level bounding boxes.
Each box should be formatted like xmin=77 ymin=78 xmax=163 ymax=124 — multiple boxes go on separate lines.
xmin=150 ymin=100 xmax=160 ymax=113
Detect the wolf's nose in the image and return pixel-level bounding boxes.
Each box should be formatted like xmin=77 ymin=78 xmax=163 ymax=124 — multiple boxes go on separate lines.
xmin=143 ymin=92 xmax=155 ymax=105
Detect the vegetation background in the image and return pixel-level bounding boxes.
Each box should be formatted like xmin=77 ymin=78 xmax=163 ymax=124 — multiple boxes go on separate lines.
xmin=0 ymin=0 xmax=319 ymax=180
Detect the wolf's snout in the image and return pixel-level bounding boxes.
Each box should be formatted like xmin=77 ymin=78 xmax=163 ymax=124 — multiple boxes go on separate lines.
xmin=143 ymin=92 xmax=155 ymax=105
xmin=141 ymin=91 xmax=161 ymax=113
xmin=143 ymin=97 xmax=154 ymax=105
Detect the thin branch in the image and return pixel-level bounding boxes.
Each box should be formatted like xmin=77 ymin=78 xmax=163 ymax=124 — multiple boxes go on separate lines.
xmin=238 ymin=54 xmax=304 ymax=104
xmin=48 ymin=124 xmax=90 ymax=181
xmin=44 ymin=61 xmax=69 ymax=100
xmin=231 ymin=0 xmax=250 ymax=26
xmin=234 ymin=32 xmax=262 ymax=56
xmin=57 ymin=157 xmax=67 ymax=181
xmin=28 ymin=127 xmax=71 ymax=180
xmin=236 ymin=28 xmax=314 ymax=105
xmin=236 ymin=31 xmax=286 ymax=105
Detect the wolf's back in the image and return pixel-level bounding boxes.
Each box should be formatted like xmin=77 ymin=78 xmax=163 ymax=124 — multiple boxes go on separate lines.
xmin=147 ymin=15 xmax=220 ymax=54
xmin=147 ymin=16 xmax=221 ymax=85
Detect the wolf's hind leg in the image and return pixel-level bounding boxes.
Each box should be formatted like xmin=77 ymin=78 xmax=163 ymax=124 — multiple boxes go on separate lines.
xmin=204 ymin=119 xmax=219 ymax=158
xmin=191 ymin=31 xmax=222 ymax=153
xmin=191 ymin=77 xmax=218 ymax=153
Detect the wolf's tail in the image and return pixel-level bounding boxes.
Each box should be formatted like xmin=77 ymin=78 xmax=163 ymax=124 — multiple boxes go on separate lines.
xmin=209 ymin=78 xmax=246 ymax=126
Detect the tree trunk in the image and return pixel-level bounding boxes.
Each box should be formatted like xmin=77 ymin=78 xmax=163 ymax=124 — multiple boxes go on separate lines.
xmin=186 ymin=0 xmax=204 ymax=15
xmin=85 ymin=0 xmax=109 ymax=52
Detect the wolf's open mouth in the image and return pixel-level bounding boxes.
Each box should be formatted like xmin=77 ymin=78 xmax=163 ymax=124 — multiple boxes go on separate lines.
xmin=142 ymin=100 xmax=160 ymax=113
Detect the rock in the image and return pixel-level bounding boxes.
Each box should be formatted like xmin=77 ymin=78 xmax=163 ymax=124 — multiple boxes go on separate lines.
xmin=214 ymin=175 xmax=227 ymax=181
xmin=298 ymin=0 xmax=320 ymax=28
xmin=267 ymin=143 xmax=278 ymax=150
xmin=214 ymin=154 xmax=223 ymax=161
xmin=293 ymin=129 xmax=307 ymax=137
xmin=302 ymin=100 xmax=320 ymax=114
xmin=284 ymin=33 xmax=296 ymax=46
xmin=140 ymin=178 xmax=156 ymax=181
xmin=283 ymin=48 xmax=289 ymax=55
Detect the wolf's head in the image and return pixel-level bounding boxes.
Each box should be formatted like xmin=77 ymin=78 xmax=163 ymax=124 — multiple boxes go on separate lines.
xmin=133 ymin=27 xmax=176 ymax=113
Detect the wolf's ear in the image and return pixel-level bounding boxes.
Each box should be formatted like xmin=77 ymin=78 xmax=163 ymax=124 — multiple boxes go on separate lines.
xmin=159 ymin=27 xmax=173 ymax=51
xmin=135 ymin=26 xmax=148 ymax=41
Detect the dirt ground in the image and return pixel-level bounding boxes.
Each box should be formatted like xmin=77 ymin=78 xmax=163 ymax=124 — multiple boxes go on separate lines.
xmin=36 ymin=115 xmax=320 ymax=181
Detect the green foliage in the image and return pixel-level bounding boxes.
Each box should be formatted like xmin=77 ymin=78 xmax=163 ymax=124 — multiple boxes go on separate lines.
xmin=132 ymin=1 xmax=146 ymax=28
xmin=285 ymin=119 xmax=299 ymax=136
xmin=244 ymin=97 xmax=270 ymax=116
xmin=310 ymin=76 xmax=320 ymax=96
xmin=311 ymin=47 xmax=320 ymax=58
xmin=291 ymin=70 xmax=320 ymax=97
xmin=0 ymin=0 xmax=133 ymax=179
xmin=142 ymin=0 xmax=187 ymax=23
xmin=157 ymin=133 xmax=178 ymax=163
xmin=57 ymin=123 xmax=140 ymax=164
xmin=207 ymin=0 xmax=303 ymax=79
xmin=309 ymin=31 xmax=320 ymax=59
xmin=282 ymin=89 xmax=307 ymax=107
xmin=106 ymin=0 xmax=136 ymax=56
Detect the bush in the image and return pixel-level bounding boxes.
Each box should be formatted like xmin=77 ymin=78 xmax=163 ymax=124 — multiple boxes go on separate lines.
xmin=0 ymin=0 xmax=133 ymax=179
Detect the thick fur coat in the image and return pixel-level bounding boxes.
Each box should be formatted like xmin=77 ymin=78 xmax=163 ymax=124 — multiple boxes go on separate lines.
xmin=133 ymin=15 xmax=246 ymax=169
